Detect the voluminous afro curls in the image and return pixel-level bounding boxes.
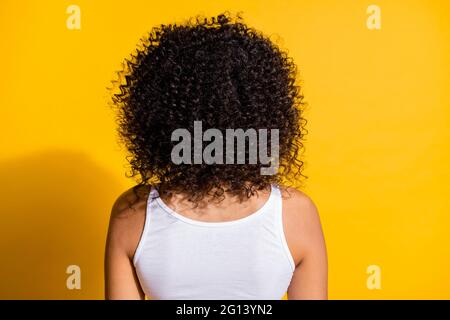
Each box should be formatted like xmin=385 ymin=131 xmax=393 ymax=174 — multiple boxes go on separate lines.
xmin=112 ymin=12 xmax=307 ymax=204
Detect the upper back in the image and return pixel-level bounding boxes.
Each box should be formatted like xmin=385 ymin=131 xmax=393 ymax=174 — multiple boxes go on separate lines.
xmin=109 ymin=183 xmax=315 ymax=299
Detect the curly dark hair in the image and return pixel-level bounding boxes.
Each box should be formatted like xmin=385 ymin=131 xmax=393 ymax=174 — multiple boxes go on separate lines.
xmin=112 ymin=13 xmax=307 ymax=204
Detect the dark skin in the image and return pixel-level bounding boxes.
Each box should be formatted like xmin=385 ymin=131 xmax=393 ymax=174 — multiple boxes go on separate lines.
xmin=105 ymin=185 xmax=327 ymax=300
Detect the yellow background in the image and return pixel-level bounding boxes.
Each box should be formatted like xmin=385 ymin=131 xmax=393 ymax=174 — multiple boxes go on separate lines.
xmin=1 ymin=0 xmax=449 ymax=299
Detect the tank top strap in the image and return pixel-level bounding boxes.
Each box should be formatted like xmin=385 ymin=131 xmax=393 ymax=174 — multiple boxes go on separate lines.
xmin=270 ymin=184 xmax=296 ymax=271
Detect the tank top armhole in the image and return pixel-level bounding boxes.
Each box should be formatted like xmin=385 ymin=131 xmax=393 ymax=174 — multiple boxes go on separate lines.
xmin=132 ymin=189 xmax=154 ymax=266
xmin=275 ymin=186 xmax=296 ymax=272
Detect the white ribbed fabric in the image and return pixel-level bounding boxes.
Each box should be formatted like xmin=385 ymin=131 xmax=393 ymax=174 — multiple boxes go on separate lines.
xmin=133 ymin=184 xmax=295 ymax=300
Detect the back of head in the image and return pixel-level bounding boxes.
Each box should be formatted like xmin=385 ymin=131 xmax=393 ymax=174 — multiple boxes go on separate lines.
xmin=113 ymin=13 xmax=306 ymax=204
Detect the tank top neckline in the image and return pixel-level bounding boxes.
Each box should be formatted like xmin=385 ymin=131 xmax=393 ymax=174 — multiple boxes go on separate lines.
xmin=153 ymin=184 xmax=276 ymax=228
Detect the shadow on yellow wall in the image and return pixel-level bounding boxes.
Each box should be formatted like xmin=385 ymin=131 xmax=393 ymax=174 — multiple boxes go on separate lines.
xmin=0 ymin=149 xmax=122 ymax=299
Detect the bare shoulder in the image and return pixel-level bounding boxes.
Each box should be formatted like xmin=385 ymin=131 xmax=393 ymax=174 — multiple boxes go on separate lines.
xmin=107 ymin=185 xmax=151 ymax=259
xmin=111 ymin=185 xmax=150 ymax=218
xmin=278 ymin=186 xmax=325 ymax=266
xmin=279 ymin=186 xmax=320 ymax=222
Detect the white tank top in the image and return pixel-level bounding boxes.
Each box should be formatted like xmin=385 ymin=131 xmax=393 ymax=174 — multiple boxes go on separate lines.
xmin=133 ymin=184 xmax=296 ymax=299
